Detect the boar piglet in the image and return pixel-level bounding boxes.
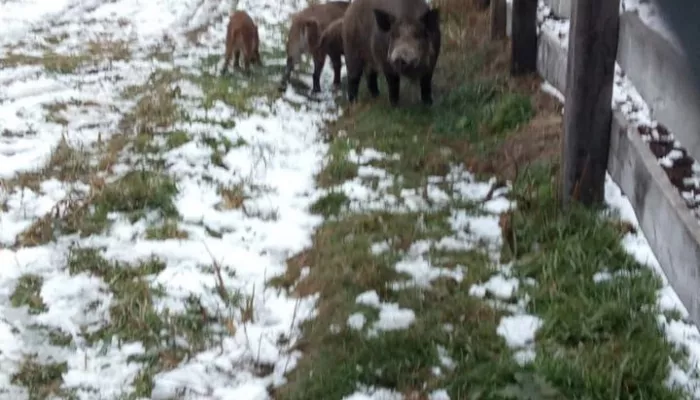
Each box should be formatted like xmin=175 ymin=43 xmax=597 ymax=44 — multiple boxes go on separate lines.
xmin=342 ymin=0 xmax=441 ymax=106
xmin=221 ymin=10 xmax=261 ymax=74
xmin=280 ymin=1 xmax=350 ymax=93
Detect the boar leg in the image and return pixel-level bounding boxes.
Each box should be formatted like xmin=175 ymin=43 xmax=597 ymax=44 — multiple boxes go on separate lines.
xmin=385 ymin=71 xmax=400 ymax=107
xmin=234 ymin=50 xmax=242 ymax=70
xmin=346 ymin=58 xmax=365 ymax=103
xmin=330 ymin=53 xmax=342 ymax=90
xmin=420 ymin=72 xmax=434 ymax=106
xmin=312 ymin=52 xmax=326 ymax=93
xmin=253 ymin=49 xmax=262 ymax=66
xmin=281 ymin=56 xmax=295 ymax=86
xmin=222 ymin=46 xmax=233 ymax=75
xmin=244 ymin=42 xmax=256 ymax=72
xmin=367 ymin=70 xmax=379 ymax=98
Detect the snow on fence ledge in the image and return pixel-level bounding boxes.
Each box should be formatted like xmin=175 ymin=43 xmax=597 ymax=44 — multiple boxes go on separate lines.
xmin=505 ymin=0 xmax=700 ymax=327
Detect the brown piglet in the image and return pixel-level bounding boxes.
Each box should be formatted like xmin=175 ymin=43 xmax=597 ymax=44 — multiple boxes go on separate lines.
xmin=342 ymin=0 xmax=441 ymax=106
xmin=318 ymin=18 xmax=345 ymax=91
xmin=221 ymin=10 xmax=261 ymax=75
xmin=280 ymin=1 xmax=350 ymax=93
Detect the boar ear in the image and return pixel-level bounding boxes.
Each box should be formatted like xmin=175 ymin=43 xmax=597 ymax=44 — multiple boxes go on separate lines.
xmin=374 ymin=9 xmax=396 ymax=32
xmin=303 ymin=19 xmax=321 ymax=49
xmin=421 ymin=8 xmax=440 ymax=33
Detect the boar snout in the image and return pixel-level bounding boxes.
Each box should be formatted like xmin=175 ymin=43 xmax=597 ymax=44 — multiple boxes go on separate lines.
xmin=389 ymin=46 xmax=420 ymax=73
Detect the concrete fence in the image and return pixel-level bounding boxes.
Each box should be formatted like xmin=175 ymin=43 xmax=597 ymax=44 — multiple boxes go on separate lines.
xmin=506 ymin=0 xmax=700 ymax=326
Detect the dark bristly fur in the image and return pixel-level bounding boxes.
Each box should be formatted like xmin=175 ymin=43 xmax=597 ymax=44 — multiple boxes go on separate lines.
xmin=319 ymin=18 xmax=345 ymax=90
xmin=341 ymin=0 xmax=441 ymax=106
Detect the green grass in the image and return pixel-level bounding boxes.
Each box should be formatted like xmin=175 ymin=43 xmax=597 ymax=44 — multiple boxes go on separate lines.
xmin=317 ymin=139 xmax=359 ymax=187
xmin=52 ymin=169 xmax=179 ymax=239
xmin=10 ymin=274 xmax=47 ymax=314
xmin=319 ymin=78 xmax=531 ymax=190
xmin=120 ymin=70 xmax=183 ymax=135
xmin=62 ymin=248 xmax=238 ymax=399
xmin=3 ymin=136 xmax=93 ymax=193
xmin=191 ymin=53 xmax=287 ymax=113
xmin=277 ymin=109 xmax=686 ymax=399
xmin=508 ymin=164 xmax=685 ymax=399
xmin=274 ymin=207 xmax=520 ymax=399
xmin=272 ymin=4 xmax=687 ymax=400
xmin=145 ymin=219 xmax=188 ymax=240
xmin=200 ymin=134 xmax=246 ymax=168
xmin=11 ymin=52 xmax=282 ymax=245
xmin=165 ymin=130 xmax=190 ymax=149
xmin=3 ymin=6 xmax=687 ymax=399
xmin=11 ymin=357 xmax=72 ymax=399
xmin=0 ymin=37 xmax=131 ymax=74
xmin=6 ymin=40 xmax=295 ymax=395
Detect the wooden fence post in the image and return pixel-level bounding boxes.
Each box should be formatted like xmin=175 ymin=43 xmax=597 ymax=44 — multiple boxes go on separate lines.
xmin=490 ymin=0 xmax=507 ymax=39
xmin=511 ymin=0 xmax=538 ymax=75
xmin=561 ymin=0 xmax=621 ymax=207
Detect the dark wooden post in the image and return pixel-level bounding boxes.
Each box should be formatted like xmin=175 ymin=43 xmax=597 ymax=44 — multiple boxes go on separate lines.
xmin=561 ymin=0 xmax=621 ymax=207
xmin=490 ymin=0 xmax=507 ymax=40
xmin=510 ymin=0 xmax=538 ymax=75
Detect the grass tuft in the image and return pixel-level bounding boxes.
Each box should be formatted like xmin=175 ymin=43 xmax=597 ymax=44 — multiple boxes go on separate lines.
xmin=119 ymin=69 xmax=183 ymax=137
xmin=310 ymin=191 xmax=349 ymax=217
xmin=145 ymin=219 xmax=188 ymax=240
xmin=64 ymin=248 xmax=238 ymax=398
xmin=17 ymin=169 xmax=178 ymax=246
xmin=0 ymin=37 xmax=132 ymax=74
xmin=10 ymin=274 xmax=47 ymax=314
xmin=2 ymin=136 xmax=93 ymax=192
xmin=11 ymin=358 xmax=69 ymax=399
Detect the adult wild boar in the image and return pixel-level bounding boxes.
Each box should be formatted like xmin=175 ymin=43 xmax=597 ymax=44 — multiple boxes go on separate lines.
xmin=318 ymin=18 xmax=345 ymax=90
xmin=342 ymin=0 xmax=441 ymax=106
xmin=280 ymin=1 xmax=350 ymax=93
xmin=221 ymin=10 xmax=261 ymax=74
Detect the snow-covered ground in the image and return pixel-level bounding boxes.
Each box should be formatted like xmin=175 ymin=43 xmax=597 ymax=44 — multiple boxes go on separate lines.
xmin=1 ymin=0 xmax=699 ymax=398
xmin=0 ymin=0 xmax=546 ymax=395
xmin=0 ymin=0 xmax=341 ymax=398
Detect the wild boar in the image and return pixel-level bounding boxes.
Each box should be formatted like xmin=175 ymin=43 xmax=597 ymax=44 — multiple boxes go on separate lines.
xmin=341 ymin=0 xmax=441 ymax=106
xmin=221 ymin=10 xmax=261 ymax=74
xmin=280 ymin=1 xmax=350 ymax=93
xmin=318 ymin=18 xmax=345 ymax=90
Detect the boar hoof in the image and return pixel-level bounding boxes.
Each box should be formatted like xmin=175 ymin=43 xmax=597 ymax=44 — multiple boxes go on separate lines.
xmin=420 ymin=75 xmax=434 ymax=106
xmin=386 ymin=74 xmax=400 ymax=106
xmin=367 ymin=71 xmax=380 ymax=97
xmin=347 ymin=79 xmax=361 ymax=103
